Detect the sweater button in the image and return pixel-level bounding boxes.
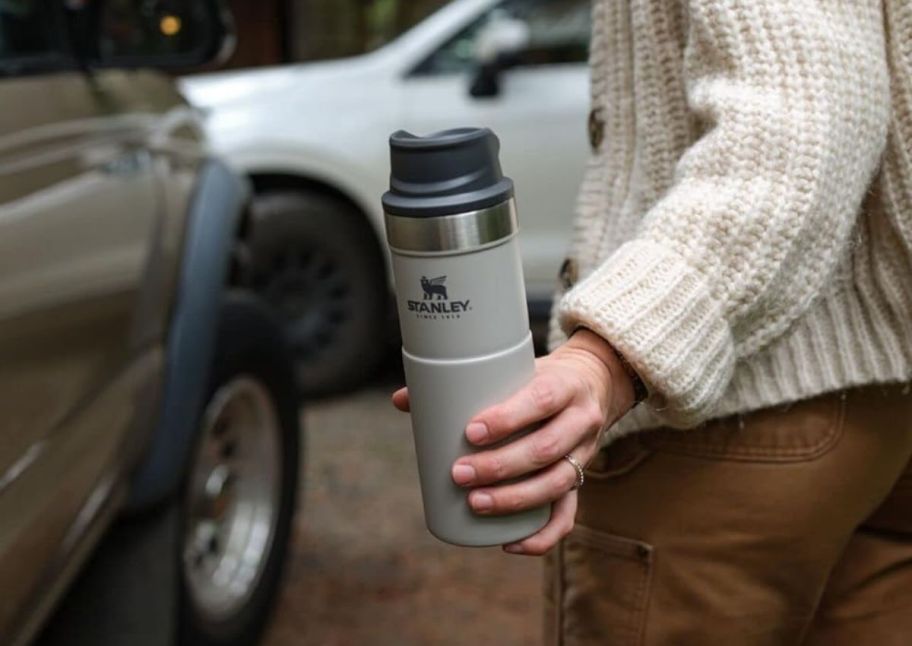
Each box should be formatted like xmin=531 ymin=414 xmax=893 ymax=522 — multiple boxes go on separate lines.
xmin=588 ymin=108 xmax=604 ymax=151
xmin=559 ymin=257 xmax=578 ymax=290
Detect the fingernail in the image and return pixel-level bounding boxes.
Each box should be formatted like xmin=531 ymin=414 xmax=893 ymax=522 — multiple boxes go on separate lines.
xmin=466 ymin=422 xmax=488 ymax=443
xmin=471 ymin=491 xmax=493 ymax=511
xmin=503 ymin=543 xmax=524 ymax=554
xmin=452 ymin=463 xmax=476 ymax=485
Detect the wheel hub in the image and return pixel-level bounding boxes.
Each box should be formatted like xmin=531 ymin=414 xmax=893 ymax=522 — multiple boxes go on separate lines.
xmin=182 ymin=377 xmax=282 ymax=623
xmin=260 ymin=247 xmax=351 ymax=360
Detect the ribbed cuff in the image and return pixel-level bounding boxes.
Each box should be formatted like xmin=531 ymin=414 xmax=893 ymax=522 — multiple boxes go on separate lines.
xmin=558 ymin=239 xmax=735 ymax=427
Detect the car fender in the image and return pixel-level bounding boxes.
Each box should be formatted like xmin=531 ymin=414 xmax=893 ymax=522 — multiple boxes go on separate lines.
xmin=126 ymin=157 xmax=248 ymax=511
xmin=220 ymin=142 xmax=397 ymax=289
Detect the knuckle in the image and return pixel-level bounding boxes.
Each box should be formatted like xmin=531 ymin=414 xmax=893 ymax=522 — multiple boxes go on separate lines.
xmin=529 ymin=378 xmax=557 ymax=413
xmin=485 ymin=407 xmax=509 ymax=433
xmin=581 ymin=403 xmax=605 ymax=431
xmin=485 ymin=455 xmax=507 ymax=481
xmin=524 ymin=541 xmax=548 ymax=556
xmin=571 ymin=372 xmax=591 ymax=395
xmin=530 ymin=431 xmax=562 ymax=465
xmin=556 ymin=464 xmax=577 ymax=490
xmin=502 ymin=490 xmax=527 ymax=513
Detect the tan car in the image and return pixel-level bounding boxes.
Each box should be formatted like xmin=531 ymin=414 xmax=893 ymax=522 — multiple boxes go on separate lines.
xmin=0 ymin=2 xmax=300 ymax=645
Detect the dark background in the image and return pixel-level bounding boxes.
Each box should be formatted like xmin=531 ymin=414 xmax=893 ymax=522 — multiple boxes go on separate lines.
xmin=221 ymin=0 xmax=449 ymax=69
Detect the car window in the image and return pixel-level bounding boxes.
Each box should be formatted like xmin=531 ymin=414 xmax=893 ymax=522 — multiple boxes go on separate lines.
xmin=413 ymin=0 xmax=591 ymax=76
xmin=0 ymin=0 xmax=60 ymax=63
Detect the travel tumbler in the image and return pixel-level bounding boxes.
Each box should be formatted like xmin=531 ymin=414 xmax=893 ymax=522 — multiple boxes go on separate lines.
xmin=382 ymin=127 xmax=550 ymax=546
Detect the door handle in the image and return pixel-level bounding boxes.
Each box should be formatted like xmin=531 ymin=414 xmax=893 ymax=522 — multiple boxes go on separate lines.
xmin=101 ymin=148 xmax=151 ymax=176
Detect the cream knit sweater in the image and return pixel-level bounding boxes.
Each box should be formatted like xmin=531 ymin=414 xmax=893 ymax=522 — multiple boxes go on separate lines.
xmin=549 ymin=0 xmax=912 ymax=438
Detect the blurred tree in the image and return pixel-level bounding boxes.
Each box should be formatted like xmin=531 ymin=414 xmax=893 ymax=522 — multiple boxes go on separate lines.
xmin=290 ymin=0 xmax=449 ymax=61
xmin=220 ymin=0 xmax=288 ymax=69
xmin=203 ymin=0 xmax=449 ymax=70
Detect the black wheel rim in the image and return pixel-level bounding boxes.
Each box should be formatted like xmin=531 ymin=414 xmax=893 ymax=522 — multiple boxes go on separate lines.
xmin=257 ymin=246 xmax=352 ymax=361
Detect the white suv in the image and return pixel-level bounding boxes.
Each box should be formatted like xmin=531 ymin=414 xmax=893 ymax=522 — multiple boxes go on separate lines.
xmin=182 ymin=0 xmax=591 ymax=394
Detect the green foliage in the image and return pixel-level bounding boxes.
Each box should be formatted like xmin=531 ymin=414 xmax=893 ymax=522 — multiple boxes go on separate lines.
xmin=292 ymin=0 xmax=449 ymax=61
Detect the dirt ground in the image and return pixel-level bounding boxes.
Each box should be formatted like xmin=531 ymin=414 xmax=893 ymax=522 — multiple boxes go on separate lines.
xmin=261 ymin=373 xmax=543 ymax=646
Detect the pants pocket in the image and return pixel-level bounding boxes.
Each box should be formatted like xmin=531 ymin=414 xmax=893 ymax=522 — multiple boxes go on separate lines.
xmin=557 ymin=524 xmax=653 ymax=646
xmin=641 ymin=392 xmax=846 ymax=463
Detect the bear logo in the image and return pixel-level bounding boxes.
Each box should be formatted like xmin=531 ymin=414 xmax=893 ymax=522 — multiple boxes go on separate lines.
xmin=420 ymin=275 xmax=448 ymax=300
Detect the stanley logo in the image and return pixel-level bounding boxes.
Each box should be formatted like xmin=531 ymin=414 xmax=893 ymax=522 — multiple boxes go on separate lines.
xmin=407 ymin=276 xmax=471 ymax=319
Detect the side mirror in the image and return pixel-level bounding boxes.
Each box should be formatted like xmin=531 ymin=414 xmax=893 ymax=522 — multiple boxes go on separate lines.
xmin=69 ymin=0 xmax=234 ymax=70
xmin=469 ymin=15 xmax=530 ymax=99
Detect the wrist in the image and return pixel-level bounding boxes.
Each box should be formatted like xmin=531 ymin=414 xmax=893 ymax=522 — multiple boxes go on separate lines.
xmin=564 ymin=328 xmax=639 ymax=417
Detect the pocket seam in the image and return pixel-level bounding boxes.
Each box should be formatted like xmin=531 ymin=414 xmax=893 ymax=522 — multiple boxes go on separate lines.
xmin=642 ymin=395 xmax=848 ymax=463
xmin=583 ymin=439 xmax=653 ymax=481
xmin=563 ymin=525 xmax=654 ymax=646
xmin=570 ymin=525 xmax=653 ymax=563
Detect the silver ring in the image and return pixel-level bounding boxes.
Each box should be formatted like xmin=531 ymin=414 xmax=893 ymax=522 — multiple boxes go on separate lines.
xmin=564 ymin=454 xmax=585 ymax=490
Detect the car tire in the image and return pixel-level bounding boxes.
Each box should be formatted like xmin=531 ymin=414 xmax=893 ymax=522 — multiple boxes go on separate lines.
xmin=179 ymin=291 xmax=300 ymax=646
xmin=247 ymin=190 xmax=389 ymax=396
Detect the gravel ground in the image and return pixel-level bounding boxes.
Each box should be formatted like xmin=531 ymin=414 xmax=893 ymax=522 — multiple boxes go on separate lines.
xmin=261 ymin=373 xmax=543 ymax=646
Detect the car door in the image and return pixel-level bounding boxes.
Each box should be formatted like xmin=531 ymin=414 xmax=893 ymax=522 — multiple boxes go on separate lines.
xmin=399 ymin=0 xmax=591 ymax=300
xmin=0 ymin=2 xmax=163 ymax=637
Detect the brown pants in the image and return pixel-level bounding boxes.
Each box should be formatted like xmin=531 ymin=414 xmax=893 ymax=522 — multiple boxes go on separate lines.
xmin=544 ymin=383 xmax=912 ymax=645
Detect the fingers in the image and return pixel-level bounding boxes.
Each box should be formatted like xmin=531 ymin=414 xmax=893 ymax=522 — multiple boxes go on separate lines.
xmin=466 ymin=372 xmax=575 ymax=446
xmin=503 ymin=490 xmax=577 ymax=556
xmin=391 ymin=387 xmax=410 ymax=412
xmin=453 ymin=405 xmax=601 ymax=486
xmin=466 ymin=457 xmax=579 ymax=515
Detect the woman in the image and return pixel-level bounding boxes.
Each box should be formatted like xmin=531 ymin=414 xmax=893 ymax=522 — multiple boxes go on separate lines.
xmin=395 ymin=0 xmax=912 ymax=642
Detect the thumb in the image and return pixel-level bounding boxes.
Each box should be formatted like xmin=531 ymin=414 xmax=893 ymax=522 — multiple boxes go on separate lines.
xmin=392 ymin=387 xmax=410 ymax=412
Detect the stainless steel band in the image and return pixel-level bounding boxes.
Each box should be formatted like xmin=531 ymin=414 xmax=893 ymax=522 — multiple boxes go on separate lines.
xmin=384 ymin=199 xmax=518 ymax=254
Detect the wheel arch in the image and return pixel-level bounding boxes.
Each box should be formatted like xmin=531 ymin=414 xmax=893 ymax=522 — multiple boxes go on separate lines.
xmin=126 ymin=157 xmax=251 ymax=512
xmin=247 ymin=171 xmax=388 ymax=262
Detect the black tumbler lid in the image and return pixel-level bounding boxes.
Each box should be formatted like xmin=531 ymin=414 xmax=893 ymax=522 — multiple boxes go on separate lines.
xmin=382 ymin=127 xmax=514 ymax=218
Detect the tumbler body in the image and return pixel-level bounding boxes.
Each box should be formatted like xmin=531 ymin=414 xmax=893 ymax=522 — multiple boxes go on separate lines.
xmin=383 ymin=128 xmax=550 ymax=546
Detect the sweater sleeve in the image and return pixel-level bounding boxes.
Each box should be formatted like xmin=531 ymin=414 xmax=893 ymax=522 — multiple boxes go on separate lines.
xmin=558 ymin=0 xmax=890 ymax=427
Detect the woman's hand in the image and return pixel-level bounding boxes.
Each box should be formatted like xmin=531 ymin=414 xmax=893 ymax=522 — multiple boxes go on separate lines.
xmin=392 ymin=328 xmax=636 ymax=556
